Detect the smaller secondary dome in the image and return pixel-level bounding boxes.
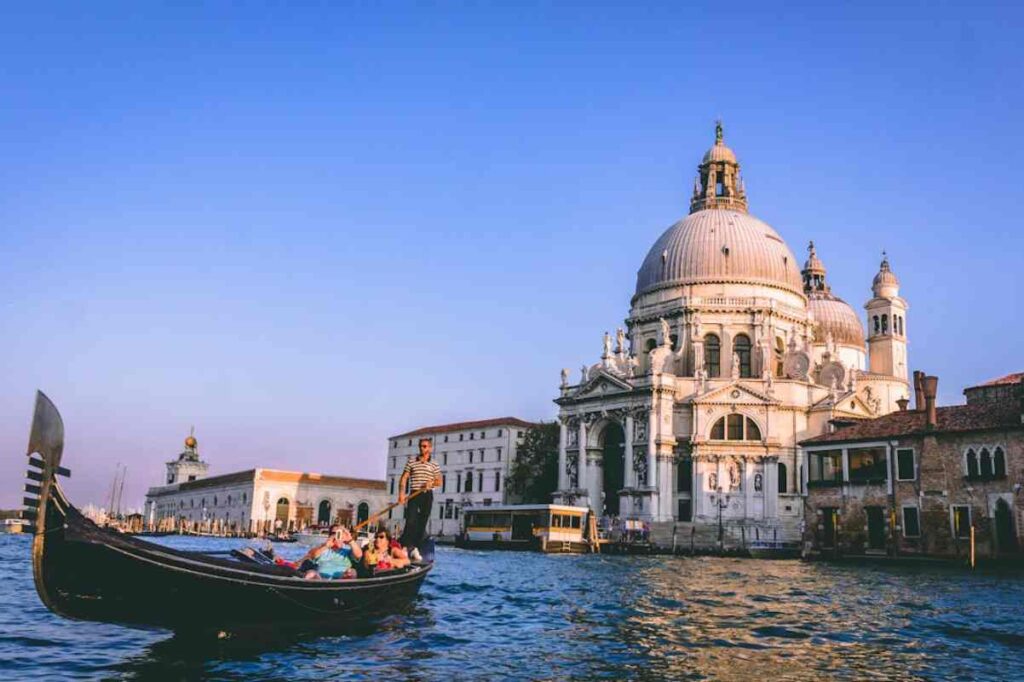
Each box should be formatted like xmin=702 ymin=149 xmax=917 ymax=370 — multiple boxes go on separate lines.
xmin=809 ymin=294 xmax=865 ymax=349
xmin=801 ymin=241 xmax=865 ymax=348
xmin=702 ymin=141 xmax=737 ymax=164
xmin=872 ymin=251 xmax=900 ymax=298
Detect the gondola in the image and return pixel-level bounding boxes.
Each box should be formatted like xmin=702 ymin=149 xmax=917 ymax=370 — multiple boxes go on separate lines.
xmin=22 ymin=392 xmax=432 ymax=633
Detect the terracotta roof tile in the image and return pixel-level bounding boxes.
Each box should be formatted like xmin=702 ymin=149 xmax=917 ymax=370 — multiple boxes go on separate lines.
xmin=391 ymin=417 xmax=537 ymax=439
xmin=978 ymin=372 xmax=1024 ymax=387
xmin=801 ymin=401 xmax=1023 ymax=445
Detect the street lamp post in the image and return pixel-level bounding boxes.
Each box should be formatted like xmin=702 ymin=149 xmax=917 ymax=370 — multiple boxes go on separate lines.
xmin=713 ymin=486 xmax=731 ymax=550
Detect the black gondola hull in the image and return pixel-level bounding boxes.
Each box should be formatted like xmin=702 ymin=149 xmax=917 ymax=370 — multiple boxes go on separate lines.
xmin=24 ymin=392 xmax=431 ymax=634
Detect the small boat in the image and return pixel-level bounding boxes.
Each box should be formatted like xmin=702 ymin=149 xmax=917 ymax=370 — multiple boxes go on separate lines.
xmin=21 ymin=392 xmax=432 ymax=634
xmin=747 ymin=539 xmax=801 ymax=559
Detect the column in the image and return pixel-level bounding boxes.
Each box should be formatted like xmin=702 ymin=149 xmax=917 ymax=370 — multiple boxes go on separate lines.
xmin=744 ymin=458 xmax=754 ymax=520
xmin=558 ymin=420 xmax=568 ymax=491
xmin=588 ymin=450 xmax=602 ymax=514
xmin=647 ymin=409 xmax=657 ymax=489
xmin=624 ymin=415 xmax=635 ymax=488
xmin=765 ymin=457 xmax=777 ymax=519
xmin=693 ymin=457 xmax=704 ymax=517
xmin=578 ymin=419 xmax=588 ymax=491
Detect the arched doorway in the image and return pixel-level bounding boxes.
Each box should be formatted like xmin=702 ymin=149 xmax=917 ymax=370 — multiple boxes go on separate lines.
xmin=317 ymin=499 xmax=332 ymax=525
xmin=357 ymin=502 xmax=370 ymax=526
xmin=995 ymin=499 xmax=1016 ymax=554
xmin=275 ymin=497 xmax=290 ymax=528
xmin=601 ymin=422 xmax=626 ymax=515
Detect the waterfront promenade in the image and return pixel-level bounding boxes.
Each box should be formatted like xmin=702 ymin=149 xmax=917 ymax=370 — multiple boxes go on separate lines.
xmin=2 ymin=534 xmax=1022 ymax=680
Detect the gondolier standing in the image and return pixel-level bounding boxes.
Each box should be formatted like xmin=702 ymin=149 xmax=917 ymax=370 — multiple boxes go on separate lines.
xmin=398 ymin=437 xmax=442 ymax=559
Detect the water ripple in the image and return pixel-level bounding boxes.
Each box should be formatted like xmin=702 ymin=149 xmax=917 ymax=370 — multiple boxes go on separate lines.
xmin=2 ymin=535 xmax=1024 ymax=680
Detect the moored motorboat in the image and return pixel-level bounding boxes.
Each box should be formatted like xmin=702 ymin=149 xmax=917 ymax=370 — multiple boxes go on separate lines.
xmin=22 ymin=392 xmax=432 ymax=633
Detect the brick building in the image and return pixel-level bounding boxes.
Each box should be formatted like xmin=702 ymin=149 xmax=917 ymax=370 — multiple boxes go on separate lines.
xmin=800 ymin=371 xmax=1023 ymax=561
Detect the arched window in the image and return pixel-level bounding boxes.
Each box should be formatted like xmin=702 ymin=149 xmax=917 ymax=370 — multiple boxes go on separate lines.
xmin=357 ymin=502 xmax=369 ymax=525
xmin=994 ymin=447 xmax=1006 ymax=478
xmin=966 ymin=449 xmax=979 ymax=478
xmin=317 ymin=499 xmax=332 ymax=525
xmin=881 ymin=314 xmax=889 ymax=334
xmin=980 ymin=448 xmax=993 ymax=478
xmin=775 ymin=337 xmax=785 ymax=377
xmin=645 ymin=338 xmax=657 ymax=353
xmin=778 ymin=463 xmax=788 ymax=493
xmin=704 ymin=334 xmax=721 ymax=377
xmin=733 ymin=334 xmax=752 ymax=378
xmin=709 ymin=415 xmax=762 ymax=441
xmin=873 ymin=316 xmax=880 ymax=334
xmin=727 ymin=414 xmax=744 ymax=440
xmin=670 ymin=334 xmax=679 ymax=352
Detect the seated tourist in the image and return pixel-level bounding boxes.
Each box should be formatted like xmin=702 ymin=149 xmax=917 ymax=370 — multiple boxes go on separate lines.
xmin=362 ymin=529 xmax=410 ymax=574
xmin=302 ymin=524 xmax=363 ymax=580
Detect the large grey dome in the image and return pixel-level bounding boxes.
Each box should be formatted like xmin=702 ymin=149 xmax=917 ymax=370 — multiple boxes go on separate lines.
xmin=634 ymin=209 xmax=804 ymax=297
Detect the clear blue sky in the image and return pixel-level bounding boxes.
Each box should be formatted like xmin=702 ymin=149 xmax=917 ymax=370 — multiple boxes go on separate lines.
xmin=2 ymin=2 xmax=1022 ymax=509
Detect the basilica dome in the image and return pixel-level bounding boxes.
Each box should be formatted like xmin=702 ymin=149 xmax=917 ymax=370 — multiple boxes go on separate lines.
xmin=801 ymin=241 xmax=865 ymax=348
xmin=634 ymin=209 xmax=804 ymax=297
xmin=635 ymin=124 xmax=804 ymax=299
xmin=808 ymin=294 xmax=865 ymax=348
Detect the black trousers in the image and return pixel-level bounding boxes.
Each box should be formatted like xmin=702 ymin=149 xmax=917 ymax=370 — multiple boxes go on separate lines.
xmin=399 ymin=490 xmax=433 ymax=549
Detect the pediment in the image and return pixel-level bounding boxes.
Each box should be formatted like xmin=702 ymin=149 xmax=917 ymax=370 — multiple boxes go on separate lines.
xmin=811 ymin=391 xmax=877 ymax=416
xmin=692 ymin=381 xmax=777 ymax=406
xmin=575 ymin=371 xmax=633 ymax=398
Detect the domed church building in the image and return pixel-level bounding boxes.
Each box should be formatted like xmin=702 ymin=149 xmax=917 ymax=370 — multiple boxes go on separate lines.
xmin=554 ymin=124 xmax=910 ymax=545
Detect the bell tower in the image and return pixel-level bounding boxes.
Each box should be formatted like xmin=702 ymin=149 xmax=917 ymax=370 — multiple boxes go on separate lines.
xmin=865 ymin=252 xmax=909 ymax=380
xmin=690 ymin=121 xmax=748 ymax=214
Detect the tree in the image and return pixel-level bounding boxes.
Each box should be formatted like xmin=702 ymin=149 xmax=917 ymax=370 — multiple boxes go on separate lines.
xmin=507 ymin=421 xmax=559 ymax=504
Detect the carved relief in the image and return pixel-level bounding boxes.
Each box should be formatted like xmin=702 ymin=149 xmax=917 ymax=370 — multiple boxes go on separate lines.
xmin=754 ymin=473 xmax=763 ymax=492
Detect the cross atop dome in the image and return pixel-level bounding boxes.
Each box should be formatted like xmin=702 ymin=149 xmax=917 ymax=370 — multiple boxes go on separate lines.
xmin=690 ymin=121 xmax=747 ymax=214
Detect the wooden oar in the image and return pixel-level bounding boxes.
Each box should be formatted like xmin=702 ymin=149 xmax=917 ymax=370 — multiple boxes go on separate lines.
xmin=353 ymin=487 xmax=430 ymax=532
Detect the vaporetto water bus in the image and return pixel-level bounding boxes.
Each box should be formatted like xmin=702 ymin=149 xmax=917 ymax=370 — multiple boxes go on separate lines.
xmin=455 ymin=504 xmax=594 ymax=553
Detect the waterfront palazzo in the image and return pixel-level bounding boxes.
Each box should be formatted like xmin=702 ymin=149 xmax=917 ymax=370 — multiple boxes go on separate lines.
xmin=554 ymin=124 xmax=910 ymax=544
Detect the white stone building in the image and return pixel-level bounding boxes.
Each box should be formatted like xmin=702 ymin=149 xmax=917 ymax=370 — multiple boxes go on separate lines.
xmin=385 ymin=417 xmax=535 ymax=537
xmin=144 ymin=434 xmax=387 ymax=534
xmin=553 ymin=123 xmax=910 ymax=546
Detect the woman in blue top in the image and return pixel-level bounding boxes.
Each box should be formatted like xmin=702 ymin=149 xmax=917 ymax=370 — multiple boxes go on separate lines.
xmin=301 ymin=524 xmax=363 ymax=580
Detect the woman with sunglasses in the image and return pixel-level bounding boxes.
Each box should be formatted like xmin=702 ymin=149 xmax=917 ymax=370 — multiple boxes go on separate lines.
xmin=362 ymin=529 xmax=410 ymax=575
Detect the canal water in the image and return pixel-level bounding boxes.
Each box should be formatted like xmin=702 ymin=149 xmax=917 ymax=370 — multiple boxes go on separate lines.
xmin=1 ymin=534 xmax=1022 ymax=680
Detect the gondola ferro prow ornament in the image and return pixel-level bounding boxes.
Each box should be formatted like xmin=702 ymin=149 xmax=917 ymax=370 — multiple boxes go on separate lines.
xmin=25 ymin=391 xmax=70 ymax=617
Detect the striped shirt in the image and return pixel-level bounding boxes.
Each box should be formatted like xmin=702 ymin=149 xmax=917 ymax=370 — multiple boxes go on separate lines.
xmin=403 ymin=458 xmax=441 ymax=492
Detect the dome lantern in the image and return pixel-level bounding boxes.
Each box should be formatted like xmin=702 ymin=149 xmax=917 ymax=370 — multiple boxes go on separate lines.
xmin=690 ymin=120 xmax=748 ymax=214
xmin=802 ymin=241 xmax=829 ymax=294
xmin=872 ymin=251 xmax=900 ymax=298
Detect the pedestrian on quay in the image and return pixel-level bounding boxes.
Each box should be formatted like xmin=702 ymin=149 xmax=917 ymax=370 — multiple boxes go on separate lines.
xmin=397 ymin=437 xmax=442 ymax=561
